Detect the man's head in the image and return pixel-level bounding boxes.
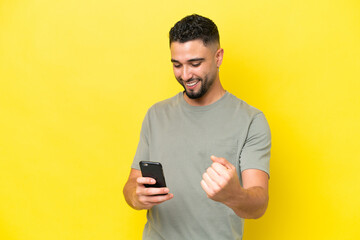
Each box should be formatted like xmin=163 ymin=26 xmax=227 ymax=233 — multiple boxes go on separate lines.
xmin=169 ymin=14 xmax=224 ymax=101
xmin=169 ymin=14 xmax=220 ymax=47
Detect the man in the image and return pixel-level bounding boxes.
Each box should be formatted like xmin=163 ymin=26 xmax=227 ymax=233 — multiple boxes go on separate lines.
xmin=123 ymin=14 xmax=271 ymax=240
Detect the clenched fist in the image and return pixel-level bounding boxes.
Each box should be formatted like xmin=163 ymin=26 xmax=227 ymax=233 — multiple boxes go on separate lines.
xmin=201 ymin=155 xmax=242 ymax=204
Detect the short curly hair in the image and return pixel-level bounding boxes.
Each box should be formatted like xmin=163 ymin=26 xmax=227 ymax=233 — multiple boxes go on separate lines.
xmin=169 ymin=14 xmax=220 ymax=47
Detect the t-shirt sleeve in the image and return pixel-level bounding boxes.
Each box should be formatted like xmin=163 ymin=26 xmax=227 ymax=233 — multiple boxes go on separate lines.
xmin=239 ymin=112 xmax=271 ymax=177
xmin=131 ymin=110 xmax=151 ymax=170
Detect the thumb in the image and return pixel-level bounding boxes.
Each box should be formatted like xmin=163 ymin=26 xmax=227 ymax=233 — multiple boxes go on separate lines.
xmin=211 ymin=155 xmax=233 ymax=169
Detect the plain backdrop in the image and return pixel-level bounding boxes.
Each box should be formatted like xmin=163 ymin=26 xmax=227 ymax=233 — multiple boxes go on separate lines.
xmin=0 ymin=0 xmax=359 ymax=239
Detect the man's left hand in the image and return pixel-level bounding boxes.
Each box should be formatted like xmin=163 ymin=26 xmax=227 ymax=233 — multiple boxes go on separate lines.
xmin=201 ymin=155 xmax=242 ymax=204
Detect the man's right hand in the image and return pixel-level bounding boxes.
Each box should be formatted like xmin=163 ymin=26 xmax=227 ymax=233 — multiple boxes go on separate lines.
xmin=123 ymin=169 xmax=174 ymax=210
xmin=134 ymin=177 xmax=174 ymax=209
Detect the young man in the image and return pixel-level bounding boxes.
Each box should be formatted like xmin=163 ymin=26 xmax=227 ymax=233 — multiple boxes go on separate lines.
xmin=123 ymin=14 xmax=271 ymax=239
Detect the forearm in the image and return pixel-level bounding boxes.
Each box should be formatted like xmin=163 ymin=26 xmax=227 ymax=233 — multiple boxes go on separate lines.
xmin=224 ymin=186 xmax=268 ymax=219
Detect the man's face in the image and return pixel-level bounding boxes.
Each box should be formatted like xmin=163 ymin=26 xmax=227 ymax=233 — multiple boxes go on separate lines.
xmin=170 ymin=40 xmax=220 ymax=99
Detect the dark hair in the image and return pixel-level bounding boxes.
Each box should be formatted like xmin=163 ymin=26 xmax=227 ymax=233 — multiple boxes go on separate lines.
xmin=169 ymin=14 xmax=220 ymax=46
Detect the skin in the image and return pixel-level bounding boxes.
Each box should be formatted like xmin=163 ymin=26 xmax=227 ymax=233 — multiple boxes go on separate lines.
xmin=123 ymin=168 xmax=173 ymax=210
xmin=123 ymin=39 xmax=269 ymax=219
xmin=201 ymin=156 xmax=269 ymax=219
xmin=170 ymin=39 xmax=225 ymax=106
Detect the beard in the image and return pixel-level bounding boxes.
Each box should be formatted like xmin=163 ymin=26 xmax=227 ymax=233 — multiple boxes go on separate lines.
xmin=178 ymin=75 xmax=215 ymax=99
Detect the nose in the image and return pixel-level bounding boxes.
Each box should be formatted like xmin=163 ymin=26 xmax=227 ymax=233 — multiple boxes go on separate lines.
xmin=181 ymin=66 xmax=192 ymax=81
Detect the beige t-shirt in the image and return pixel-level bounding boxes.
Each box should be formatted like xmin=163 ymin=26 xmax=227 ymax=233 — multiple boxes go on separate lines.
xmin=132 ymin=91 xmax=271 ymax=240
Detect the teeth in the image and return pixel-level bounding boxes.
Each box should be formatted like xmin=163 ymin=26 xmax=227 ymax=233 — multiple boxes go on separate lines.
xmin=186 ymin=81 xmax=198 ymax=87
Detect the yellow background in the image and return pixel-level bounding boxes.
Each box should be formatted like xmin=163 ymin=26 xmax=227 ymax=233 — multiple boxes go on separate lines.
xmin=1 ymin=0 xmax=359 ymax=239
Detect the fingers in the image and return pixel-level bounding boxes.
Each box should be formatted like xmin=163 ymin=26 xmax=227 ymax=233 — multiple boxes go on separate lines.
xmin=211 ymin=155 xmax=234 ymax=170
xmin=202 ymin=170 xmax=220 ymax=191
xmin=200 ymin=179 xmax=211 ymax=195
xmin=136 ymin=185 xmax=170 ymax=196
xmin=206 ymin=164 xmax=228 ymax=187
xmin=137 ymin=189 xmax=173 ymax=209
xmin=138 ymin=193 xmax=174 ymax=205
xmin=135 ymin=177 xmax=173 ymax=209
xmin=136 ymin=177 xmax=170 ymax=196
xmin=140 ymin=193 xmax=174 ymax=204
xmin=201 ymin=156 xmax=237 ymax=199
xmin=211 ymin=162 xmax=231 ymax=180
xmin=137 ymin=177 xmax=156 ymax=185
xmin=202 ymin=165 xmax=228 ymax=197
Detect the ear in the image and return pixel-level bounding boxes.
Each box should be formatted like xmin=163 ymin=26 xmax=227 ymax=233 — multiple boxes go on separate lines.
xmin=215 ymin=48 xmax=224 ymax=68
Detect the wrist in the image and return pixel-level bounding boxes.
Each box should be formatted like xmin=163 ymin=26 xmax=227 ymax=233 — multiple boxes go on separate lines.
xmin=223 ymin=186 xmax=247 ymax=209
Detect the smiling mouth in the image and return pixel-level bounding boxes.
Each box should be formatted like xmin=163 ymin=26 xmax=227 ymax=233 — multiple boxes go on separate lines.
xmin=185 ymin=79 xmax=200 ymax=89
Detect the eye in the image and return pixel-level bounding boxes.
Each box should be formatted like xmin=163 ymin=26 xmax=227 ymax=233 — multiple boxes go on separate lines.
xmin=191 ymin=62 xmax=201 ymax=67
xmin=173 ymin=64 xmax=181 ymax=68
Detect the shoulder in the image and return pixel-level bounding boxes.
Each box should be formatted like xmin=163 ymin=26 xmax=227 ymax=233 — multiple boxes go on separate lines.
xmin=146 ymin=92 xmax=182 ymax=117
xmin=226 ymin=93 xmax=271 ymax=135
xmin=225 ymin=92 xmax=264 ymax=120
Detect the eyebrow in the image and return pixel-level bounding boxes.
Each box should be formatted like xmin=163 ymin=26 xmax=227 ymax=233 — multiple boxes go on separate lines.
xmin=171 ymin=58 xmax=205 ymax=63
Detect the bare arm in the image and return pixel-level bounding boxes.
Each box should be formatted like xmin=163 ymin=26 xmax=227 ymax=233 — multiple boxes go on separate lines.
xmin=201 ymin=156 xmax=268 ymax=219
xmin=224 ymin=169 xmax=268 ymax=219
xmin=123 ymin=168 xmax=174 ymax=210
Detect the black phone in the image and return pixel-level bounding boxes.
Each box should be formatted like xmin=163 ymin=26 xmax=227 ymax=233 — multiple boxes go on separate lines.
xmin=139 ymin=161 xmax=167 ymax=188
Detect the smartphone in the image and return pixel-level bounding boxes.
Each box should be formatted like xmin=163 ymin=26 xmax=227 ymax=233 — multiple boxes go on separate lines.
xmin=139 ymin=161 xmax=167 ymax=188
